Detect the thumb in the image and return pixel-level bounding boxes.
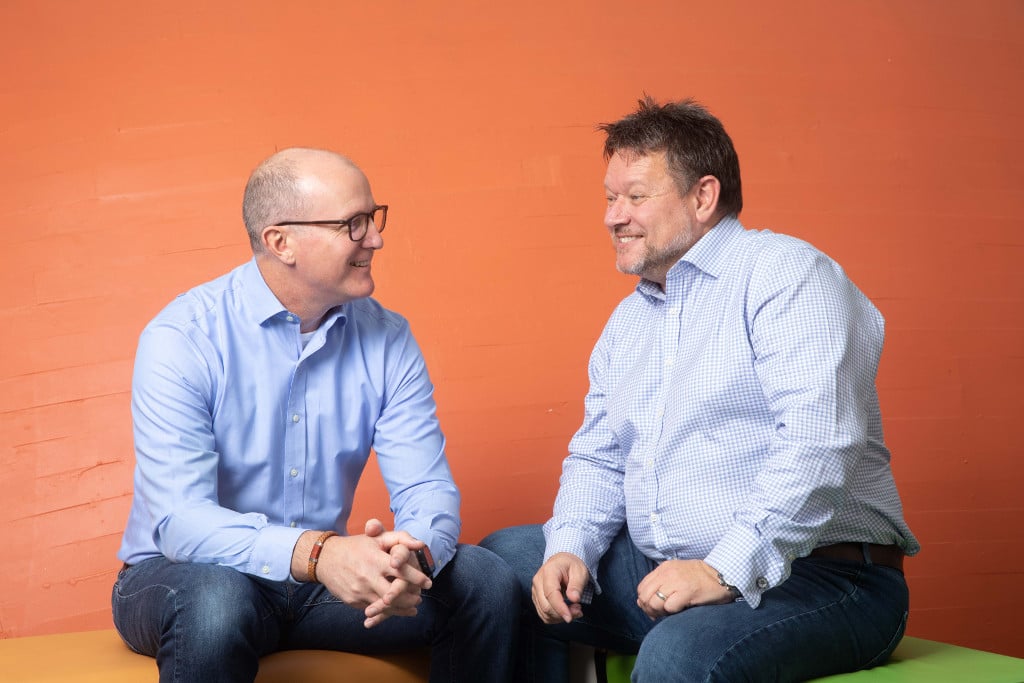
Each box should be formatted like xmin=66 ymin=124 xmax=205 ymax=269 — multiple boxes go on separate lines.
xmin=565 ymin=561 xmax=589 ymax=603
xmin=364 ymin=518 xmax=385 ymax=537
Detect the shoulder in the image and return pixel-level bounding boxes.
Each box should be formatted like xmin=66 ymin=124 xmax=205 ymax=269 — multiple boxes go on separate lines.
xmin=738 ymin=228 xmax=829 ymax=269
xmin=143 ymin=265 xmax=247 ymax=338
xmin=726 ymin=228 xmax=849 ymax=292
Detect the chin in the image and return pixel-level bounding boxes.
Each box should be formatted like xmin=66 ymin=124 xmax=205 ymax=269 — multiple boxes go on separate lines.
xmin=616 ymin=259 xmax=643 ymax=276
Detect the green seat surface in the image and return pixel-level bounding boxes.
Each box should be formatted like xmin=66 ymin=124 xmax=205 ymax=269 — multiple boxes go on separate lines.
xmin=603 ymin=637 xmax=1024 ymax=683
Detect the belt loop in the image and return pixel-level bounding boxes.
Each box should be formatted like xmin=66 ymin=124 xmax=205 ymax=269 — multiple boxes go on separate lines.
xmin=861 ymin=543 xmax=873 ymax=565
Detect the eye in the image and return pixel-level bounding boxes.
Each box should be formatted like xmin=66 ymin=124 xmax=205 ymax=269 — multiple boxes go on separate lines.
xmin=629 ymin=194 xmax=645 ymax=202
xmin=348 ymin=213 xmax=369 ymax=232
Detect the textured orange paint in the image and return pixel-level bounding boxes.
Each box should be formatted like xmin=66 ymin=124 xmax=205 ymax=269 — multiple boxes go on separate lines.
xmin=1 ymin=0 xmax=1022 ymax=659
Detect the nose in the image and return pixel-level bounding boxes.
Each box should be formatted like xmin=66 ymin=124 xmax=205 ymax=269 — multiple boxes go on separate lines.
xmin=360 ymin=221 xmax=384 ymax=249
xmin=605 ymin=197 xmax=629 ymax=230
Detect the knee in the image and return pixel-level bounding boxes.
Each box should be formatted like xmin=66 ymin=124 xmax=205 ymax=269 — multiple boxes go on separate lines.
xmin=478 ymin=525 xmax=545 ymax=591
xmin=632 ymin=620 xmax=716 ymax=683
xmin=445 ymin=544 xmax=520 ymax=610
xmin=164 ymin=566 xmax=262 ymax=645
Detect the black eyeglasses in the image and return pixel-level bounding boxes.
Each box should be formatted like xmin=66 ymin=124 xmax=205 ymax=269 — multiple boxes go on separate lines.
xmin=273 ymin=205 xmax=388 ymax=242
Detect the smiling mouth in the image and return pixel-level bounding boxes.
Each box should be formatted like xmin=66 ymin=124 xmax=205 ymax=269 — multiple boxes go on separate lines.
xmin=350 ymin=259 xmax=372 ymax=267
xmin=616 ymin=235 xmax=641 ymax=243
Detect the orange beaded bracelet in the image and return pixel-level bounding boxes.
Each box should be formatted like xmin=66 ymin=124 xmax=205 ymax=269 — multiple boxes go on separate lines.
xmin=307 ymin=531 xmax=338 ymax=583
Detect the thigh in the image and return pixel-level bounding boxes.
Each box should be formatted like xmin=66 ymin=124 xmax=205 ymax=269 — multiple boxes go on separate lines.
xmin=285 ymin=586 xmax=431 ymax=654
xmin=112 ymin=557 xmax=282 ymax=658
xmin=478 ymin=524 xmax=547 ymax=600
xmin=481 ymin=524 xmax=657 ymax=652
xmin=632 ymin=558 xmax=909 ymax=683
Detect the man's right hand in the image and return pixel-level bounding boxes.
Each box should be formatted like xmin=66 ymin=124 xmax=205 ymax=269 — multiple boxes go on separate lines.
xmin=531 ymin=552 xmax=589 ymax=624
xmin=298 ymin=519 xmax=432 ymax=629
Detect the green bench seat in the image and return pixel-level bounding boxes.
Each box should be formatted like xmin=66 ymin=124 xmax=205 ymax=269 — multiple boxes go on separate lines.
xmin=602 ymin=636 xmax=1024 ymax=682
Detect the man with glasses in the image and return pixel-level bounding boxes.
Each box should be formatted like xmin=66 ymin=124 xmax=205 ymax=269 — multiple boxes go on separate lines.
xmin=113 ymin=148 xmax=517 ymax=683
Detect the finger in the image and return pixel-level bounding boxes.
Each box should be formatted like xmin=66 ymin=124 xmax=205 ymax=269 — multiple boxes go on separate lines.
xmin=376 ymin=530 xmax=424 ymax=552
xmin=363 ymin=614 xmax=386 ymax=629
xmin=530 ymin=573 xmax=552 ymax=622
xmin=637 ymin=584 xmax=663 ymax=618
xmin=365 ymin=584 xmax=421 ymax=617
xmin=533 ymin=572 xmax=572 ymax=624
xmin=538 ymin=589 xmax=571 ymax=624
xmin=636 ymin=567 xmax=661 ymax=598
xmin=382 ymin=578 xmax=425 ymax=612
xmin=364 ymin=518 xmax=386 ymax=537
xmin=385 ymin=547 xmax=433 ymax=589
xmin=637 ymin=594 xmax=660 ymax=620
xmin=389 ymin=543 xmax=414 ymax=569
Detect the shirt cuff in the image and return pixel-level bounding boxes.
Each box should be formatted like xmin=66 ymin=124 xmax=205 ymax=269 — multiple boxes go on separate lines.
xmin=247 ymin=524 xmax=306 ymax=582
xmin=704 ymin=525 xmax=790 ymax=609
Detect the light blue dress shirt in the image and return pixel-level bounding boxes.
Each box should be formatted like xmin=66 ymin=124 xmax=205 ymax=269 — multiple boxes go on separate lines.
xmin=544 ymin=218 xmax=919 ymax=608
xmin=118 ymin=259 xmax=460 ymax=581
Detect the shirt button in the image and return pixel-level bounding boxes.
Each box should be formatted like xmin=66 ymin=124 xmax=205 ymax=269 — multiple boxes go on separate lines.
xmin=645 ymin=458 xmax=653 ymax=468
xmin=286 ymin=315 xmax=296 ymax=323
xmin=261 ymin=565 xmax=271 ymax=575
xmin=290 ymin=521 xmax=297 ymax=528
xmin=290 ymin=468 xmax=299 ymax=477
xmin=664 ymin=357 xmax=674 ymax=368
xmin=292 ymin=414 xmax=300 ymax=423
xmin=756 ymin=577 xmax=769 ymax=589
xmin=649 ymin=513 xmax=659 ymax=523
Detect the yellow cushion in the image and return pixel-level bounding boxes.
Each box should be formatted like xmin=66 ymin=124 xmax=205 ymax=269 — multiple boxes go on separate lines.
xmin=0 ymin=629 xmax=429 ymax=682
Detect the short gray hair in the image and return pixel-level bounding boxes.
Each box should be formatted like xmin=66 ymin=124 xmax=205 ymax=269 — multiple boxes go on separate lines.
xmin=241 ymin=153 xmax=307 ymax=252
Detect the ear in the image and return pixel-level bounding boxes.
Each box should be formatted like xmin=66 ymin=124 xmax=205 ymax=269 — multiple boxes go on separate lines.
xmin=691 ymin=175 xmax=721 ymax=225
xmin=261 ymin=225 xmax=297 ymax=265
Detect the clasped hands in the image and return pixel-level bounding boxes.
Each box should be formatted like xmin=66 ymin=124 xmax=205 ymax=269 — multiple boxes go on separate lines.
xmin=532 ymin=552 xmax=736 ymax=624
xmin=314 ymin=518 xmax=433 ymax=629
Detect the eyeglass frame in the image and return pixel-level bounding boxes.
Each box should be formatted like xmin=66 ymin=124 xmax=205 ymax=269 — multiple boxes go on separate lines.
xmin=272 ymin=204 xmax=388 ymax=242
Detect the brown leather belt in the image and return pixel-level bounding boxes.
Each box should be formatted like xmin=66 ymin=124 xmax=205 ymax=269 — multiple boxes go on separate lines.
xmin=809 ymin=543 xmax=904 ymax=572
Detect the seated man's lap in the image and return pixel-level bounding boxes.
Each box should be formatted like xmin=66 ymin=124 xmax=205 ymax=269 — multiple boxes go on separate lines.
xmin=113 ymin=544 xmax=516 ymax=658
xmin=481 ymin=526 xmax=909 ymax=681
xmin=636 ymin=558 xmax=908 ymax=680
xmin=113 ymin=557 xmax=286 ymax=658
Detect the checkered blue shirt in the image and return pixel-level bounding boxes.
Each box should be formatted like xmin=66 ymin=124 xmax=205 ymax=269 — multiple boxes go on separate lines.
xmin=543 ymin=217 xmax=919 ymax=608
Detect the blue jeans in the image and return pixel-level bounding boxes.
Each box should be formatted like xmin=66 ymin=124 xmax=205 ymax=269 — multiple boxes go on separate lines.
xmin=112 ymin=544 xmax=517 ymax=683
xmin=479 ymin=525 xmax=909 ymax=683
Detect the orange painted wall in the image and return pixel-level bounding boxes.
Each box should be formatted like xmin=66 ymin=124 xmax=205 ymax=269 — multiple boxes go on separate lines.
xmin=1 ymin=0 xmax=1022 ymax=659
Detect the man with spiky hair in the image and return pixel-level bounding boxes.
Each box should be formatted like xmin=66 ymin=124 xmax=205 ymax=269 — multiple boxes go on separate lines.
xmin=483 ymin=98 xmax=919 ymax=682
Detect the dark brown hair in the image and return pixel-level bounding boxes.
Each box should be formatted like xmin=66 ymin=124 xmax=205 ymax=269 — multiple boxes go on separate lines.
xmin=600 ymin=95 xmax=743 ymax=217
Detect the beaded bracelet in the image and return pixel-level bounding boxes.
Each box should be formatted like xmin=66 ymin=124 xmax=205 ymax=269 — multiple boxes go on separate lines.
xmin=307 ymin=531 xmax=338 ymax=583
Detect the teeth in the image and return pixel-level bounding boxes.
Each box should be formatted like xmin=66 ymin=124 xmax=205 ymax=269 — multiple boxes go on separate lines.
xmin=618 ymin=236 xmax=638 ymax=243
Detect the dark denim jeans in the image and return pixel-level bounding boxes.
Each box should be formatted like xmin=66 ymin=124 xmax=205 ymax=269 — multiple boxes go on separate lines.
xmin=112 ymin=544 xmax=518 ymax=683
xmin=480 ymin=525 xmax=909 ymax=683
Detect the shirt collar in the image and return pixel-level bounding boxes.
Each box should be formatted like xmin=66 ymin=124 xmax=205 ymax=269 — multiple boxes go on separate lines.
xmin=241 ymin=258 xmax=289 ymax=325
xmin=636 ymin=216 xmax=745 ymax=299
xmin=240 ymin=259 xmax=348 ymax=331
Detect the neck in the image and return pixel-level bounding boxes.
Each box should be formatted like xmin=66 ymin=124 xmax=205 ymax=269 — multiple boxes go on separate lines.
xmin=255 ymin=255 xmax=333 ymax=333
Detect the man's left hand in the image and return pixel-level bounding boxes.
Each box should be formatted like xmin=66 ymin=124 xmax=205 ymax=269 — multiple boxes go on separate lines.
xmin=636 ymin=559 xmax=737 ymax=619
xmin=360 ymin=519 xmax=433 ymax=628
